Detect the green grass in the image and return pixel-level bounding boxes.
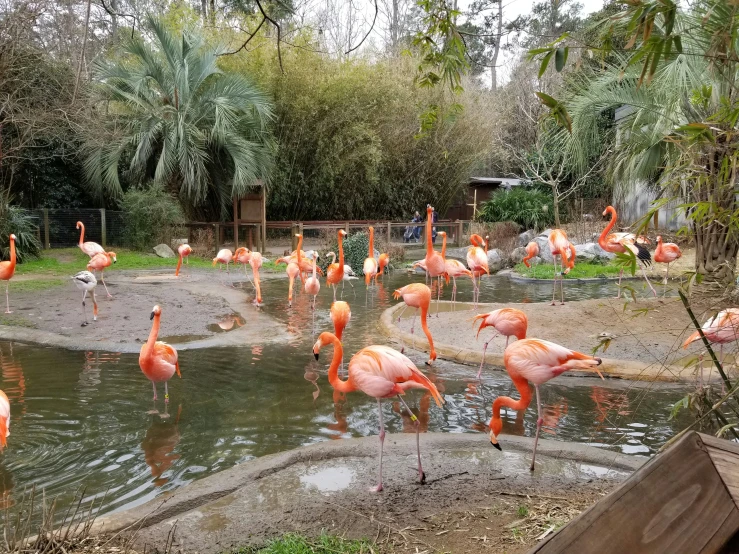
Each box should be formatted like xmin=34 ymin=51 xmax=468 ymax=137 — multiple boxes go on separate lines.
xmin=11 ymin=278 xmax=66 ymax=292
xmin=13 ymin=248 xmax=281 ymax=277
xmin=233 ymin=534 xmax=377 ymax=554
xmin=514 ymin=261 xmax=622 ymax=279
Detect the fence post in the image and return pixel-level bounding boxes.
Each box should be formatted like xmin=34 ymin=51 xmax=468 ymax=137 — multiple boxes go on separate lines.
xmin=298 ymin=222 xmax=304 ymax=239
xmin=345 ymin=221 xmax=350 ymax=234
xmin=387 ymin=221 xmax=392 ymax=245
xmin=100 ymin=208 xmax=107 ymax=249
xmin=215 ymin=223 xmax=221 ymax=253
xmin=457 ymin=220 xmax=464 ymax=247
xmin=43 ymin=209 xmax=50 ymax=249
xmin=291 ymin=223 xmax=298 ymax=251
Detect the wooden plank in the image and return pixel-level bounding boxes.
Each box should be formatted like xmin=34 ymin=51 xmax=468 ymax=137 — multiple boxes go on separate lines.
xmin=702 ymin=434 xmax=739 ymax=510
xmin=530 ymin=432 xmax=739 ymax=554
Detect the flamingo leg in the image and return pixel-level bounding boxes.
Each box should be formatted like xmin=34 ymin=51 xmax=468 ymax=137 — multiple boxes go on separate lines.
xmin=505 ymin=336 xmax=510 ymax=348
xmin=616 ymin=268 xmax=623 ymax=299
xmin=435 ymin=277 xmax=441 ymax=318
xmin=152 ymin=381 xmax=157 ymax=401
xmin=374 ymin=399 xmax=385 ymax=492
xmin=81 ymin=290 xmax=89 ymax=326
xmin=721 ymin=344 xmax=726 ymax=395
xmin=100 ymin=269 xmax=112 ymax=298
xmin=4 ymin=280 xmax=10 ymax=314
xmin=476 ymin=331 xmax=498 ymax=380
xmin=469 ymin=274 xmax=476 ymax=310
xmin=397 ymin=395 xmax=425 ymax=484
xmin=641 ymin=264 xmax=657 ymax=297
xmin=333 ymin=285 xmax=337 ymax=302
xmin=452 ymin=277 xmax=457 ymax=311
xmin=560 ymin=264 xmax=565 ymax=305
xmin=663 ymin=263 xmax=670 ymax=296
xmin=699 ymin=354 xmax=704 ymax=389
xmin=397 ymin=305 xmax=408 ymax=353
xmin=551 ymin=257 xmax=558 ymax=306
xmin=530 ymin=384 xmax=543 ymax=471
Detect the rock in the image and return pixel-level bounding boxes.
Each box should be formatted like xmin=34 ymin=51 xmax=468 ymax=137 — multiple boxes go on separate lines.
xmin=487 ymin=248 xmax=504 ymax=272
xmin=534 ymin=236 xmax=553 ymax=262
xmin=153 ymin=244 xmax=176 ymax=258
xmin=518 ymin=230 xmax=536 ymax=246
xmin=538 ymin=229 xmax=553 ymax=239
xmin=511 ymin=246 xmax=527 ymax=264
xmin=444 ymin=247 xmax=468 ymax=261
xmin=575 ymin=242 xmax=615 ymax=261
xmin=171 ymin=238 xmax=188 ymax=248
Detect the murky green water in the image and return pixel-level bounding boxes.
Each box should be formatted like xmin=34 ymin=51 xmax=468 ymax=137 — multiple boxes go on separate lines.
xmin=0 ymin=272 xmax=688 ymax=516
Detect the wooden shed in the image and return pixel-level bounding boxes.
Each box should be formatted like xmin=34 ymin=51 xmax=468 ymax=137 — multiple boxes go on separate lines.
xmin=446 ymin=177 xmax=524 ymax=220
xmin=529 ymin=431 xmax=739 ymax=554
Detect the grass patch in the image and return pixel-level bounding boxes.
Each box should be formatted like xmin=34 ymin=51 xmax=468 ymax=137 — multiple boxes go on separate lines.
xmin=514 ymin=262 xmax=622 ymax=280
xmin=13 ymin=248 xmax=281 ymax=277
xmin=234 ymin=534 xmax=377 ymax=554
xmin=11 ymin=278 xmax=66 ymax=292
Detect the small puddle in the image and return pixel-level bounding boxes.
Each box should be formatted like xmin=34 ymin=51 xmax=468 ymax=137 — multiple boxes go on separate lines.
xmin=299 ymin=466 xmax=355 ymax=493
xmin=207 ymin=315 xmax=246 ymax=333
xmin=158 ymin=334 xmax=209 ymax=344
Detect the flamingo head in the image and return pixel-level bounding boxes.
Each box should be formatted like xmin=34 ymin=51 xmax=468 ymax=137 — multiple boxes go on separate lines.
xmin=656 ymin=235 xmax=663 ymax=244
xmin=295 ymin=233 xmax=302 ymax=239
xmin=312 ymin=331 xmax=336 ymax=360
xmin=9 ymin=234 xmax=15 ymax=241
xmin=76 ymin=221 xmax=83 ymax=229
xmin=109 ymin=252 xmax=117 ymax=263
xmin=150 ymin=305 xmax=161 ymax=320
xmin=602 ymin=206 xmax=615 ymax=219
xmin=438 ymin=231 xmax=446 ymax=237
xmin=338 ymin=230 xmax=347 ymax=238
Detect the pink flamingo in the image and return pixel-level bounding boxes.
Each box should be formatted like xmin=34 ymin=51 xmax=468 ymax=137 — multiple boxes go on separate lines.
xmin=176 ymin=244 xmax=193 ymax=277
xmin=0 ymin=390 xmax=8 ymax=449
xmin=212 ymin=248 xmax=234 ymax=285
xmin=87 ymin=251 xmax=117 ymax=298
xmin=467 ymin=234 xmax=489 ymax=307
xmin=304 ymin=252 xmax=321 ymax=310
xmin=375 ymin=253 xmax=389 ymax=282
xmin=363 ymin=226 xmax=378 ymax=287
xmin=547 ymin=229 xmax=572 ymax=305
xmin=0 ymin=234 xmax=16 ymax=314
xmin=683 ymin=308 xmax=739 ymax=386
xmin=473 ymin=308 xmax=528 ymax=379
xmin=599 ymin=206 xmax=655 ymax=298
xmin=326 ymin=230 xmax=348 ymax=301
xmin=139 ymin=305 xmax=181 ymax=417
xmin=76 ymin=221 xmax=105 ymax=258
xmin=438 ymin=231 xmax=473 ymax=309
xmin=393 ymin=283 xmax=436 ymax=366
xmin=654 ymin=236 xmax=682 ymax=295
xmin=313 ymin=331 xmax=444 ymax=491
xmin=249 ymin=251 xmax=264 ymax=306
xmin=490 ymin=338 xmax=603 ymax=470
xmin=522 ymin=241 xmax=539 ymax=268
xmin=423 ymin=206 xmax=446 ymax=316
xmin=330 ymin=301 xmax=351 ymax=341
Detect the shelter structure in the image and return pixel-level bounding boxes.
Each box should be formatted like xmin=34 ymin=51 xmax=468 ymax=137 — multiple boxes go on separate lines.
xmin=446 ymin=176 xmax=524 ymax=220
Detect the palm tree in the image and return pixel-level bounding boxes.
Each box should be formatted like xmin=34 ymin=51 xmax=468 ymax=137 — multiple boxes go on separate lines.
xmin=549 ymin=0 xmax=739 ymax=283
xmin=84 ymin=16 xmax=274 ymax=219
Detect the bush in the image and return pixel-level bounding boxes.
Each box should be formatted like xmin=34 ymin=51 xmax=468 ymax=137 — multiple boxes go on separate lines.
xmin=0 ymin=204 xmax=42 ymax=263
xmin=120 ymin=185 xmax=185 ymax=251
xmin=478 ymin=187 xmax=556 ymax=230
xmin=321 ymin=231 xmax=395 ymax=275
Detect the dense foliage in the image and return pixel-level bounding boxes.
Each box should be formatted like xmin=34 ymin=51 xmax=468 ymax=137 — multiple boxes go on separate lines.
xmin=120 ymin=186 xmax=185 ymax=250
xmin=478 ymin=187 xmax=555 ymax=230
xmin=322 ymin=231 xmax=379 ymax=277
xmin=0 ymin=205 xmax=42 ymax=263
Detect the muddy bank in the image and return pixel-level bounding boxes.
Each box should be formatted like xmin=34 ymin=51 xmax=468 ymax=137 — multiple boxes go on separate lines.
xmin=381 ymin=297 xmax=717 ymax=382
xmin=95 ymin=433 xmax=640 ymax=553
xmin=0 ymin=270 xmax=289 ymax=352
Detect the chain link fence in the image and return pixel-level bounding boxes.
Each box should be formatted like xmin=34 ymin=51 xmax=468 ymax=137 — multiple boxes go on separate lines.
xmin=31 ymin=209 xmax=127 ymax=250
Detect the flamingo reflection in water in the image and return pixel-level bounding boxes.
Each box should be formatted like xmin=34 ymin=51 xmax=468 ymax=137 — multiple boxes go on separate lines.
xmin=142 ymin=404 xmax=183 ymax=487
xmin=590 ymin=387 xmax=631 ymax=429
xmin=327 ymin=390 xmax=349 ymax=440
xmin=0 ymin=343 xmax=25 ymax=416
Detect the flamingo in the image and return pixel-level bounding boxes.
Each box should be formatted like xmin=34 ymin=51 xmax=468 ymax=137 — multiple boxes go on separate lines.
xmin=0 ymin=234 xmax=16 ymax=314
xmin=327 ymin=250 xmax=357 ymax=292
xmin=683 ymin=308 xmax=739 ymax=386
xmin=0 ymin=390 xmax=8 ymax=449
xmin=304 ymin=252 xmax=321 ymax=311
xmin=599 ymin=206 xmax=655 ymax=298
xmin=87 ymin=251 xmax=117 ymax=298
xmin=233 ymin=247 xmax=252 ymax=282
xmin=330 ymin=301 xmax=351 ymax=341
xmin=176 ymin=244 xmax=192 ymax=277
xmin=423 ymin=206 xmax=446 ymax=316
xmin=212 ymin=248 xmax=234 ymax=285
xmin=548 ymin=229 xmax=572 ymax=306
xmin=249 ymin=251 xmax=264 ymax=306
xmin=490 ymin=338 xmax=603 ymax=470
xmin=376 ymin=253 xmax=390 ymax=282
xmin=327 ymin=230 xmax=348 ymax=301
xmin=473 ymin=308 xmax=528 ymax=379
xmin=363 ymin=226 xmax=379 ymax=287
xmin=393 ymin=284 xmax=436 ymax=366
xmin=654 ymin=236 xmax=682 ymax=295
xmin=72 ymin=270 xmax=98 ymax=326
xmin=522 ymin=241 xmax=539 ymax=268
xmin=467 ymin=234 xmax=489 ymax=307
xmin=139 ymin=305 xmax=181 ymax=417
xmin=438 ymin=231 xmax=472 ymax=310
xmin=312 ymin=331 xmax=444 ymax=491
xmin=76 ymin=221 xmax=105 ymax=258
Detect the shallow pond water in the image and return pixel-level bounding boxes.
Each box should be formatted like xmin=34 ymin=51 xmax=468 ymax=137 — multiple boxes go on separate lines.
xmin=0 ymin=271 xmax=688 ymax=516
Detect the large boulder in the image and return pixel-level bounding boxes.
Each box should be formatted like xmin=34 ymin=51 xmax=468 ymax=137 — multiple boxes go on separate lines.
xmin=153 ymin=244 xmax=176 ymax=258
xmin=534 ymin=236 xmax=554 ymax=262
xmin=487 ymin=248 xmax=504 ymax=272
xmin=511 ymin=246 xmax=527 ymax=264
xmin=518 ymin=229 xmax=536 ymax=246
xmin=444 ymin=247 xmax=468 ymax=261
xmin=538 ymin=228 xmax=554 ymax=239
xmin=575 ymin=242 xmax=615 ymax=261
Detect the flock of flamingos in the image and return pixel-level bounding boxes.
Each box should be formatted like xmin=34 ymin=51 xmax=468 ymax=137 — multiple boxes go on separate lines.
xmin=0 ymin=204 xmax=737 ymax=492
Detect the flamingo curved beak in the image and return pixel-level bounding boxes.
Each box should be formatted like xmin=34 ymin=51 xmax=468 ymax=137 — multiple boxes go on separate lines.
xmin=150 ymin=311 xmax=155 ymax=321
xmin=314 ymin=352 xmax=320 ymax=361
xmin=489 ymin=430 xmax=502 ymax=451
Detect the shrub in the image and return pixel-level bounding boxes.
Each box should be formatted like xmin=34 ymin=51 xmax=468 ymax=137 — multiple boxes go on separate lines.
xmin=120 ymin=185 xmax=185 ymax=251
xmin=0 ymin=204 xmax=42 ymax=263
xmin=478 ymin=187 xmax=556 ymax=231
xmin=321 ymin=230 xmax=396 ymax=274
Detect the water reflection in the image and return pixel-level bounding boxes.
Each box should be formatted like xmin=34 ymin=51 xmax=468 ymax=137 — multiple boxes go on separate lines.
xmin=141 ymin=405 xmax=182 ymax=487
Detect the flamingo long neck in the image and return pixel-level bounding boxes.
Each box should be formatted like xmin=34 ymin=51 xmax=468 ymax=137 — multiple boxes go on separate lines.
xmin=368 ymin=228 xmax=374 ymax=258
xmin=8 ymin=237 xmax=15 ymax=269
xmin=176 ymin=254 xmax=183 ymax=276
xmin=311 ymin=256 xmax=317 ymax=279
xmin=143 ymin=314 xmax=161 ymax=359
xmin=599 ymin=208 xmax=617 ymax=249
xmin=78 ymin=223 xmax=85 ymax=246
xmin=419 ymin=304 xmax=436 ymax=358
xmin=329 ymin=252 xmax=336 ymax=265
xmin=484 ymin=237 xmax=489 ymax=254
xmin=426 ymin=208 xmax=434 ymax=257
xmin=490 ymin=375 xmax=532 ymax=434
xmin=326 ymin=334 xmax=354 ymax=393
xmin=338 ymin=233 xmax=345 ymax=271
xmin=440 ymin=234 xmax=447 ymax=260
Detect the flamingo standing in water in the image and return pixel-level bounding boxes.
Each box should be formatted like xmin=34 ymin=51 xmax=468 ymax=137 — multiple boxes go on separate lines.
xmin=327 ymin=230 xmax=348 ymax=301
xmin=376 ymin=253 xmax=389 ymax=282
xmin=305 ymin=252 xmax=321 ymax=311
xmin=249 ymin=251 xmax=264 ymax=306
xmin=599 ymin=206 xmax=655 ymax=298
xmin=0 ymin=234 xmax=16 ymax=314
xmin=438 ymin=231 xmax=472 ymax=310
xmin=363 ymin=226 xmax=379 ymax=287
xmin=423 ymin=206 xmax=446 ymax=316
xmin=548 ymin=229 xmax=572 ymax=305
xmin=522 ymin=241 xmax=539 ymax=268
xmin=473 ymin=308 xmax=528 ymax=379
xmin=176 ymin=244 xmax=192 ymax=277
xmin=683 ymin=308 xmax=739 ymax=386
xmin=313 ymin=332 xmax=444 ymax=491
xmin=654 ymin=236 xmax=682 ymax=295
xmin=467 ymin=234 xmax=489 ymax=307
xmin=489 ymin=338 xmax=603 ymax=470
xmin=76 ymin=221 xmax=105 ymax=258
xmin=139 ymin=305 xmax=181 ymax=417
xmin=0 ymin=390 xmax=8 ymax=449
xmin=393 ymin=283 xmax=436 ymax=366
xmin=330 ymin=301 xmax=351 ymax=341
xmin=212 ymin=248 xmax=234 ymax=285
xmin=87 ymin=251 xmax=117 ymax=298
xmin=72 ymin=270 xmax=98 ymax=326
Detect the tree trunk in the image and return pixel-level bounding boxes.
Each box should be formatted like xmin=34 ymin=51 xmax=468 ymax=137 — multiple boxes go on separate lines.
xmin=201 ymin=0 xmax=208 ymax=22
xmin=390 ymin=0 xmax=399 ymax=50
xmin=490 ymin=0 xmax=502 ymax=91
xmin=553 ymin=188 xmax=560 ymax=228
xmin=71 ymin=0 xmax=92 ymax=104
xmin=110 ymin=0 xmax=118 ymax=40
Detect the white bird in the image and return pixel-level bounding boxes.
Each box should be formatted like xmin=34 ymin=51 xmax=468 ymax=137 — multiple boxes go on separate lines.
xmin=72 ymin=271 xmax=98 ymax=327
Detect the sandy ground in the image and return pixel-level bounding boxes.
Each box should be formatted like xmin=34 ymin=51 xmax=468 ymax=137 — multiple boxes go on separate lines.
xmin=97 ymin=433 xmax=638 ymax=554
xmin=0 ymin=270 xmax=289 ymax=351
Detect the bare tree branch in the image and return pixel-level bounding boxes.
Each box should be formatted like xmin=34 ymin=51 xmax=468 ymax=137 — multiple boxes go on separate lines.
xmin=345 ymin=0 xmax=378 ymax=54
xmin=222 ymin=16 xmax=266 ymax=56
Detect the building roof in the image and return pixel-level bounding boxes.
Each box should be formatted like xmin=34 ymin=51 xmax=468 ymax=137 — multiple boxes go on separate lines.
xmin=468 ymin=177 xmax=526 ymax=188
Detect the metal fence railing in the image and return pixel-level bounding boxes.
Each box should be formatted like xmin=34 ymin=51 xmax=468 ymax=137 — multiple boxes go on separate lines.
xmin=32 ymin=209 xmax=126 ymax=250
